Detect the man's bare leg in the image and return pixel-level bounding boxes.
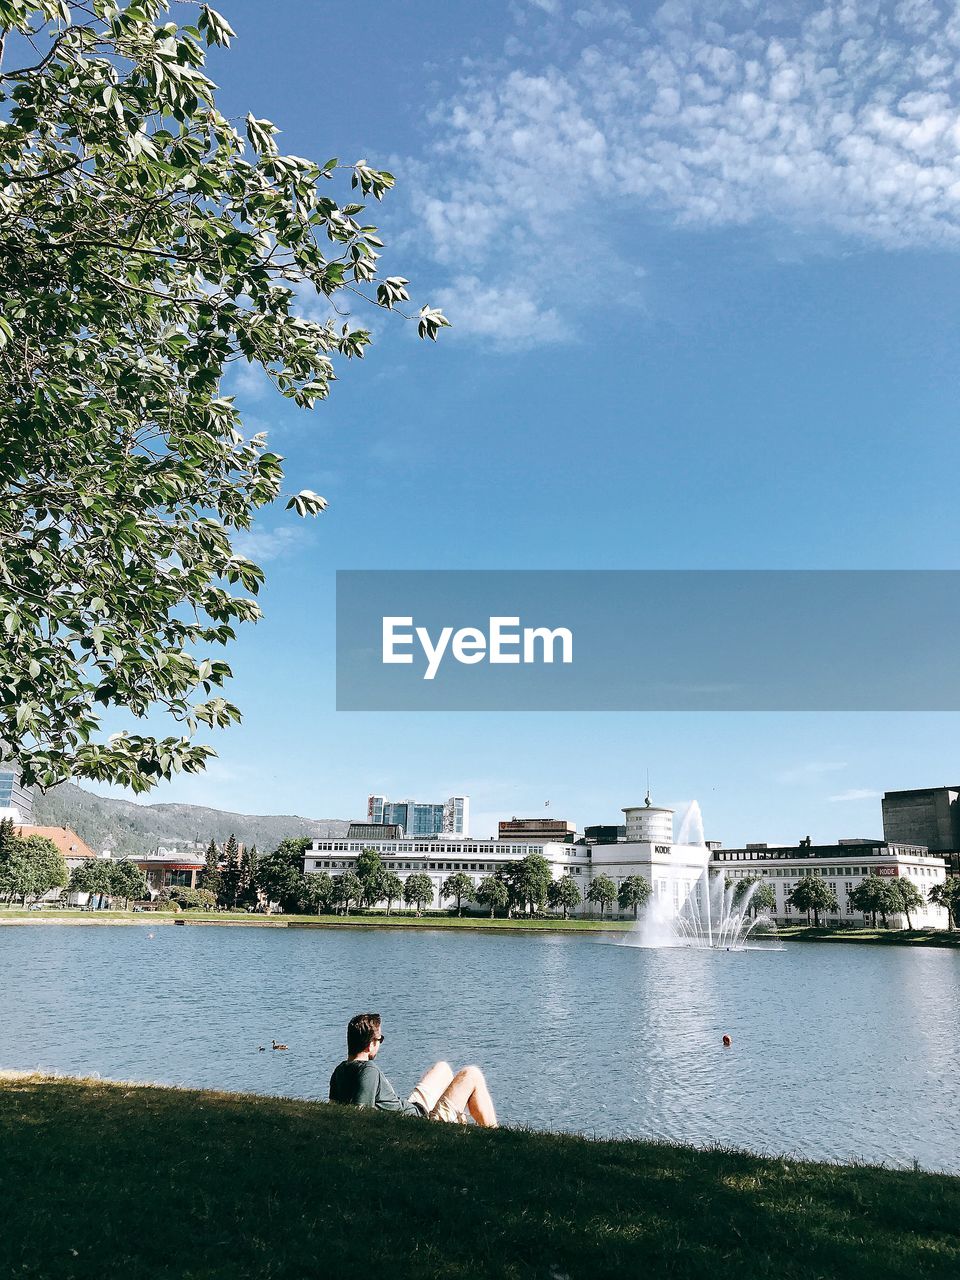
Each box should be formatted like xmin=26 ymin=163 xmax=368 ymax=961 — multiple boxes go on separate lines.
xmin=410 ymin=1060 xmax=454 ymax=1112
xmin=438 ymin=1065 xmax=498 ymax=1127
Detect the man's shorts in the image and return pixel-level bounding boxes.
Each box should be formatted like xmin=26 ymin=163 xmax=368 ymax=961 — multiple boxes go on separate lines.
xmin=408 ymin=1086 xmax=468 ymax=1124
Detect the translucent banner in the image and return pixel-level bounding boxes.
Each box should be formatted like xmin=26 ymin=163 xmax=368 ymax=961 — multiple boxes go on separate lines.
xmin=335 ymin=570 xmax=960 ymax=711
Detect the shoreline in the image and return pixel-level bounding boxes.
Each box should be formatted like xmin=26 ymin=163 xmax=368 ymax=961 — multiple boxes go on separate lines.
xmin=1 ymin=910 xmax=959 ymax=945
xmin=0 ymin=910 xmax=632 ymax=936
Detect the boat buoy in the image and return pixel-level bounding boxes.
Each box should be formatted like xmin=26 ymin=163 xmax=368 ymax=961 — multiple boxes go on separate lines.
xmin=722 ymin=1034 xmax=732 ymax=1047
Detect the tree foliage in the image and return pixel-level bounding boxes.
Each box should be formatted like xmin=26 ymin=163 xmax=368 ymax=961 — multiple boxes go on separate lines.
xmin=787 ymin=875 xmax=839 ymax=926
xmin=0 ymin=830 xmax=66 ymax=900
xmin=440 ymin=870 xmax=474 ymax=916
xmin=891 ymin=878 xmax=925 ymax=929
xmin=238 ymin=842 xmax=258 ymax=907
xmin=730 ymin=875 xmax=776 ymax=918
xmin=587 ymin=874 xmax=617 ymax=917
xmin=849 ymin=875 xmax=897 ymax=927
xmin=380 ymin=870 xmax=403 ymax=915
xmin=161 ymin=883 xmax=215 ymax=908
xmin=109 ymin=856 xmax=147 ymax=903
xmin=218 ymin=832 xmax=241 ymax=906
xmin=0 ymin=1 xmax=447 ymax=792
xmin=547 ymin=874 xmax=582 ymax=919
xmin=506 ymin=854 xmax=551 ymax=915
xmin=356 ymin=848 xmax=385 ymax=908
xmin=199 ymin=837 xmax=220 ymax=897
xmin=255 ymin=836 xmax=309 ymax=912
xmin=616 ymin=875 xmax=650 ymax=920
xmin=328 ymin=870 xmax=360 ymax=914
xmin=403 ymin=872 xmax=433 ymax=915
xmin=300 ymin=869 xmax=332 ymax=914
xmin=475 ymin=874 xmax=508 ymax=919
xmin=747 ymin=881 xmax=776 ymax=917
xmin=69 ymin=854 xmax=113 ymax=896
xmin=928 ymin=876 xmax=960 ymax=929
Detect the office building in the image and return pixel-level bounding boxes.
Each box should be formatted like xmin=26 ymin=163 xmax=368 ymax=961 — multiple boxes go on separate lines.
xmin=0 ymin=761 xmax=34 ymax=824
xmin=347 ymin=822 xmax=404 ymax=841
xmin=710 ymin=839 xmax=949 ymax=927
xmin=498 ymin=817 xmax=577 ymax=842
xmin=583 ymin=825 xmax=626 ymax=845
xmin=366 ymin=793 xmax=469 ymax=836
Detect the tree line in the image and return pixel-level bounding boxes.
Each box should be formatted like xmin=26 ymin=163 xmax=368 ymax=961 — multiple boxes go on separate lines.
xmin=0 ymin=817 xmax=148 ymax=905
xmin=729 ymin=870 xmax=960 ymax=930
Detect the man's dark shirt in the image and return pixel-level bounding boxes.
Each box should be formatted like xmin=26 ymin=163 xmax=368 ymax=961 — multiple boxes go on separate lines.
xmin=328 ymin=1059 xmax=424 ymax=1116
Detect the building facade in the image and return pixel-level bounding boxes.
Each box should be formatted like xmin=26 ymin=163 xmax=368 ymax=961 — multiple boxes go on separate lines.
xmin=366 ymin=793 xmax=469 ymax=836
xmin=0 ymin=762 xmax=35 ymax=824
xmin=710 ymin=840 xmax=949 ymax=927
xmin=498 ymin=817 xmax=577 ymax=842
xmin=882 ymin=786 xmax=960 ymax=875
xmin=306 ymin=799 xmax=710 ymax=916
xmin=135 ymin=850 xmax=206 ymax=893
xmin=306 ymin=834 xmax=592 ymax=910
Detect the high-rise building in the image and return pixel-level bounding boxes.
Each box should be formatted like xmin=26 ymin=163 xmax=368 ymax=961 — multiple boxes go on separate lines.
xmin=366 ymin=793 xmax=469 ymax=836
xmin=0 ymin=761 xmax=34 ymax=824
xmin=444 ymin=795 xmax=468 ymax=835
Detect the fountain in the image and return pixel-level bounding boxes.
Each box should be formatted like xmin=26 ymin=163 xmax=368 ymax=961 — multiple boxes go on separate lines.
xmin=626 ymin=799 xmax=776 ymax=949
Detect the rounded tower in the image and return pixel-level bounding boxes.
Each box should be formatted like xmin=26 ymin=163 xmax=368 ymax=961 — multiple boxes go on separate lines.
xmin=622 ymin=792 xmax=674 ymax=844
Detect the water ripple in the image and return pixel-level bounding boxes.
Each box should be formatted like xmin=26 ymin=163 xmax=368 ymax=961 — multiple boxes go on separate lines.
xmin=1 ymin=924 xmax=958 ymax=1172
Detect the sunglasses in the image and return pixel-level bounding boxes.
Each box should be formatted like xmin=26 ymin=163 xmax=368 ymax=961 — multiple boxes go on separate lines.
xmin=373 ymin=1034 xmax=385 ymax=1044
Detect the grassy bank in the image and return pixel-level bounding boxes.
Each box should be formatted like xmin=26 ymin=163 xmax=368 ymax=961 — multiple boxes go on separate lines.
xmin=0 ymin=906 xmax=632 ymax=934
xmin=776 ymin=925 xmax=960 ymax=948
xmin=0 ymin=1075 xmax=957 ymax=1279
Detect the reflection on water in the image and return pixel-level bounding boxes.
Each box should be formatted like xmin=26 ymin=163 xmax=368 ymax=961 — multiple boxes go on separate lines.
xmin=1 ymin=924 xmax=958 ymax=1172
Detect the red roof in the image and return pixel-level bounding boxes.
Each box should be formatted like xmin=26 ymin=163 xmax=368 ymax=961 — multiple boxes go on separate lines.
xmin=16 ymin=825 xmax=97 ymax=860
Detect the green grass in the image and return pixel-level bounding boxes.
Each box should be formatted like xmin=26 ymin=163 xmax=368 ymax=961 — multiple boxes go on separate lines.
xmin=0 ymin=1076 xmax=957 ymax=1279
xmin=0 ymin=906 xmax=633 ymax=932
xmin=776 ymin=925 xmax=960 ymax=948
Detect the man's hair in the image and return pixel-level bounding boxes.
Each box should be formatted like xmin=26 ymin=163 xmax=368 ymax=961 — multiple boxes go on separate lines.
xmin=347 ymin=1012 xmax=381 ymax=1056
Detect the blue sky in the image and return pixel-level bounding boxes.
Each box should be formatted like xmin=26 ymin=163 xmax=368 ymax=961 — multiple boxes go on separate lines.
xmin=97 ymin=0 xmax=960 ymax=842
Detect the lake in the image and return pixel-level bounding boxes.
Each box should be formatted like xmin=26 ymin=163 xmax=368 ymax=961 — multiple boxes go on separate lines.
xmin=1 ymin=923 xmax=958 ymax=1173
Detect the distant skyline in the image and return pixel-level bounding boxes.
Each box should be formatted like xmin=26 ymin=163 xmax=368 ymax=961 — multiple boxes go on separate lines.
xmin=88 ymin=1 xmax=960 ymax=846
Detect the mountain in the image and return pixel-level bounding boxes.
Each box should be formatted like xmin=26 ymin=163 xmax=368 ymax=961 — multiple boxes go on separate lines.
xmin=32 ymin=782 xmax=350 ymax=855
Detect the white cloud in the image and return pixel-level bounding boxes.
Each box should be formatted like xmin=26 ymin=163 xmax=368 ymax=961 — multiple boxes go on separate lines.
xmin=777 ymin=760 xmax=847 ymax=784
xmin=232 ymin=525 xmax=310 ymax=564
xmin=408 ymin=0 xmax=960 ymax=347
xmin=228 ymin=361 xmax=273 ymax=400
xmin=434 ymin=274 xmax=572 ymax=347
xmin=828 ymin=788 xmax=883 ymax=801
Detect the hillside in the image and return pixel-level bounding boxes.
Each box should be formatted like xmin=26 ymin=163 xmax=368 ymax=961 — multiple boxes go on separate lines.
xmin=32 ymin=782 xmax=349 ymax=855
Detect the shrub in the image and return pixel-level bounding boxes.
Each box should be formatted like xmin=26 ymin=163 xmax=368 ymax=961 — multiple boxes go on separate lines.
xmin=159 ymin=887 xmax=216 ymax=910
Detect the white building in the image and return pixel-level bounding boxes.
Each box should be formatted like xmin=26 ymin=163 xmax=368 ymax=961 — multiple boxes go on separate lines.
xmin=306 ymin=834 xmax=591 ymax=909
xmin=305 ymin=796 xmax=710 ymax=915
xmin=587 ymin=799 xmax=711 ymax=913
xmin=710 ymin=840 xmax=949 ymax=927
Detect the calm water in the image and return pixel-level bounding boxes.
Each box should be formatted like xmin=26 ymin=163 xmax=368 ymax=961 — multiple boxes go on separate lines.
xmin=1 ymin=923 xmax=958 ymax=1172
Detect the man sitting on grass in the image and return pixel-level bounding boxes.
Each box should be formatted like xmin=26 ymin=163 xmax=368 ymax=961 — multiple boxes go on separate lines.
xmin=329 ymin=1012 xmax=498 ymax=1127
